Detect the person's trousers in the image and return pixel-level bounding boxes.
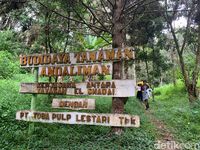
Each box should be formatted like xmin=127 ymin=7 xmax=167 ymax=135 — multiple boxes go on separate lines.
xmin=144 ymin=99 xmax=149 ymax=109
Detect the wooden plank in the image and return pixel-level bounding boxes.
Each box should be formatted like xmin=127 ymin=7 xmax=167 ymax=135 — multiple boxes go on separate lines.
xmin=52 ymin=98 xmax=95 ymax=110
xmin=20 ymin=80 xmax=136 ymax=97
xmin=16 ymin=110 xmax=140 ymax=127
xmin=20 ymin=48 xmax=134 ymax=67
xmin=38 ymin=63 xmax=112 ymax=77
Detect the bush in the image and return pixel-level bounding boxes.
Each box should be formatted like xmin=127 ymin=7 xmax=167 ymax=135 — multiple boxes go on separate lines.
xmin=0 ymin=30 xmax=25 ymax=55
xmin=154 ymin=79 xmax=185 ymax=98
xmin=0 ymin=51 xmax=20 ymax=79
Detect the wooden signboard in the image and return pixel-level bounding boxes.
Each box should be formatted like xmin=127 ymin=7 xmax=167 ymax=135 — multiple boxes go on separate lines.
xmin=39 ymin=63 xmax=112 ymax=77
xmin=20 ymin=80 xmax=136 ymax=97
xmin=16 ymin=110 xmax=140 ymax=127
xmin=52 ymin=98 xmax=95 ymax=110
xmin=20 ymin=48 xmax=134 ymax=67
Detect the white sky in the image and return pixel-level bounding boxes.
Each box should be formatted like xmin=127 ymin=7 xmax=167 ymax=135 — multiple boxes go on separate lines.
xmin=172 ymin=17 xmax=187 ymax=28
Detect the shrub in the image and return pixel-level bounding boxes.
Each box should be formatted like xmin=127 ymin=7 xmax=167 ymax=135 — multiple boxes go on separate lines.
xmin=0 ymin=30 xmax=25 ymax=55
xmin=0 ymin=51 xmax=19 ymax=79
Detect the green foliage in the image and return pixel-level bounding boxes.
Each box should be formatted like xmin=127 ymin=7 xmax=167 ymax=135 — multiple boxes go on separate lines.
xmin=0 ymin=51 xmax=20 ymax=79
xmin=127 ymin=0 xmax=164 ymax=46
xmin=0 ymin=77 xmax=31 ymax=149
xmin=154 ymin=80 xmax=185 ymax=98
xmin=136 ymin=44 xmax=172 ymax=84
xmin=78 ymin=34 xmax=111 ymax=50
xmin=0 ymin=30 xmax=14 ymax=51
xmin=0 ymin=30 xmax=24 ymax=54
xmin=151 ymin=80 xmax=200 ymax=143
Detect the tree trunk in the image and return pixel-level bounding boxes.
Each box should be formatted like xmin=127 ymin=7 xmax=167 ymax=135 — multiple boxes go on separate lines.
xmin=152 ymin=47 xmax=155 ymax=101
xmin=190 ymin=3 xmax=200 ymax=102
xmin=171 ymin=48 xmax=176 ymax=86
xmin=142 ymin=46 xmax=150 ymax=81
xmin=179 ymin=54 xmax=197 ymax=102
xmin=145 ymin=56 xmax=150 ymax=81
xmin=167 ymin=1 xmax=199 ymax=103
xmin=160 ymin=72 xmax=163 ymax=86
xmin=111 ymin=0 xmax=127 ymax=135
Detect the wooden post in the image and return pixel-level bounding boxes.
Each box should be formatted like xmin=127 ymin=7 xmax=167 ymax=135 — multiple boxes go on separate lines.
xmin=111 ymin=0 xmax=127 ymax=135
xmin=28 ymin=68 xmax=38 ymax=135
xmin=31 ymin=68 xmax=38 ymax=110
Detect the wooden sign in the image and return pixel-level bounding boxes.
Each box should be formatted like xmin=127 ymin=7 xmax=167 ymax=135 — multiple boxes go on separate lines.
xmin=16 ymin=110 xmax=140 ymax=127
xmin=20 ymin=80 xmax=136 ymax=97
xmin=20 ymin=48 xmax=134 ymax=67
xmin=52 ymin=98 xmax=95 ymax=110
xmin=39 ymin=63 xmax=112 ymax=77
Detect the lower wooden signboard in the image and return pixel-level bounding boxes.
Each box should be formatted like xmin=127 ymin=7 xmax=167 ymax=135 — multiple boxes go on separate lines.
xmin=16 ymin=110 xmax=140 ymax=127
xmin=20 ymin=80 xmax=136 ymax=97
xmin=52 ymin=98 xmax=95 ymax=110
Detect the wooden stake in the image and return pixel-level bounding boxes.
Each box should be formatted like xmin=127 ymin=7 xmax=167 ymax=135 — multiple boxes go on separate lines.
xmin=28 ymin=68 xmax=38 ymax=135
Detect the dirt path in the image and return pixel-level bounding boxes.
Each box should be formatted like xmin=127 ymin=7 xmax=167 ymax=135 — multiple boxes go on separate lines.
xmin=145 ymin=109 xmax=182 ymax=150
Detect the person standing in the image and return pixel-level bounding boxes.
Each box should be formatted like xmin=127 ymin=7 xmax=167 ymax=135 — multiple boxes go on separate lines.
xmin=141 ymin=80 xmax=150 ymax=110
xmin=136 ymin=83 xmax=143 ymax=101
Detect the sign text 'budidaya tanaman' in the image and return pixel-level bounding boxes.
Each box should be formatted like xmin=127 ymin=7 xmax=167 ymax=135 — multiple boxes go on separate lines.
xmin=20 ymin=48 xmax=134 ymax=67
xmin=20 ymin=80 xmax=135 ymax=97
xmin=16 ymin=110 xmax=140 ymax=127
xmin=52 ymin=98 xmax=95 ymax=110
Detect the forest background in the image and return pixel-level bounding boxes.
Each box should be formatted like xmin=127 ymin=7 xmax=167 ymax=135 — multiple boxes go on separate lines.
xmin=0 ymin=0 xmax=200 ymax=149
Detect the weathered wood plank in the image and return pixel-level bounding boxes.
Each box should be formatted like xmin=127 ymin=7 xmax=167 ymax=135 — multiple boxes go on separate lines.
xmin=20 ymin=80 xmax=136 ymax=97
xmin=38 ymin=63 xmax=112 ymax=77
xmin=52 ymin=98 xmax=95 ymax=110
xmin=20 ymin=48 xmax=135 ymax=67
xmin=16 ymin=110 xmax=140 ymax=127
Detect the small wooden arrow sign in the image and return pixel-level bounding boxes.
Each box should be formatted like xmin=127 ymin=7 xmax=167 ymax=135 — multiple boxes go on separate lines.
xmin=52 ymin=98 xmax=95 ymax=110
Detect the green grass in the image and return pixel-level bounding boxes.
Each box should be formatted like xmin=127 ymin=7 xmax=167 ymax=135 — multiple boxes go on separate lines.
xmin=151 ymin=80 xmax=200 ymax=143
xmin=0 ymin=74 xmax=156 ymax=150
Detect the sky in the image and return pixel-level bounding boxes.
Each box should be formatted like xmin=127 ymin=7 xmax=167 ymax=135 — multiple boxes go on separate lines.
xmin=173 ymin=17 xmax=187 ymax=28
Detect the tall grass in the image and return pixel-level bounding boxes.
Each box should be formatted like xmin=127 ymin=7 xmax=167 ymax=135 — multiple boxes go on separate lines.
xmin=151 ymin=80 xmax=200 ymax=143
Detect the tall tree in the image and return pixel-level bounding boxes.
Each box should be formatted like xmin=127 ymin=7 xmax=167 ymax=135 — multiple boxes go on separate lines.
xmin=163 ymin=0 xmax=200 ymax=102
